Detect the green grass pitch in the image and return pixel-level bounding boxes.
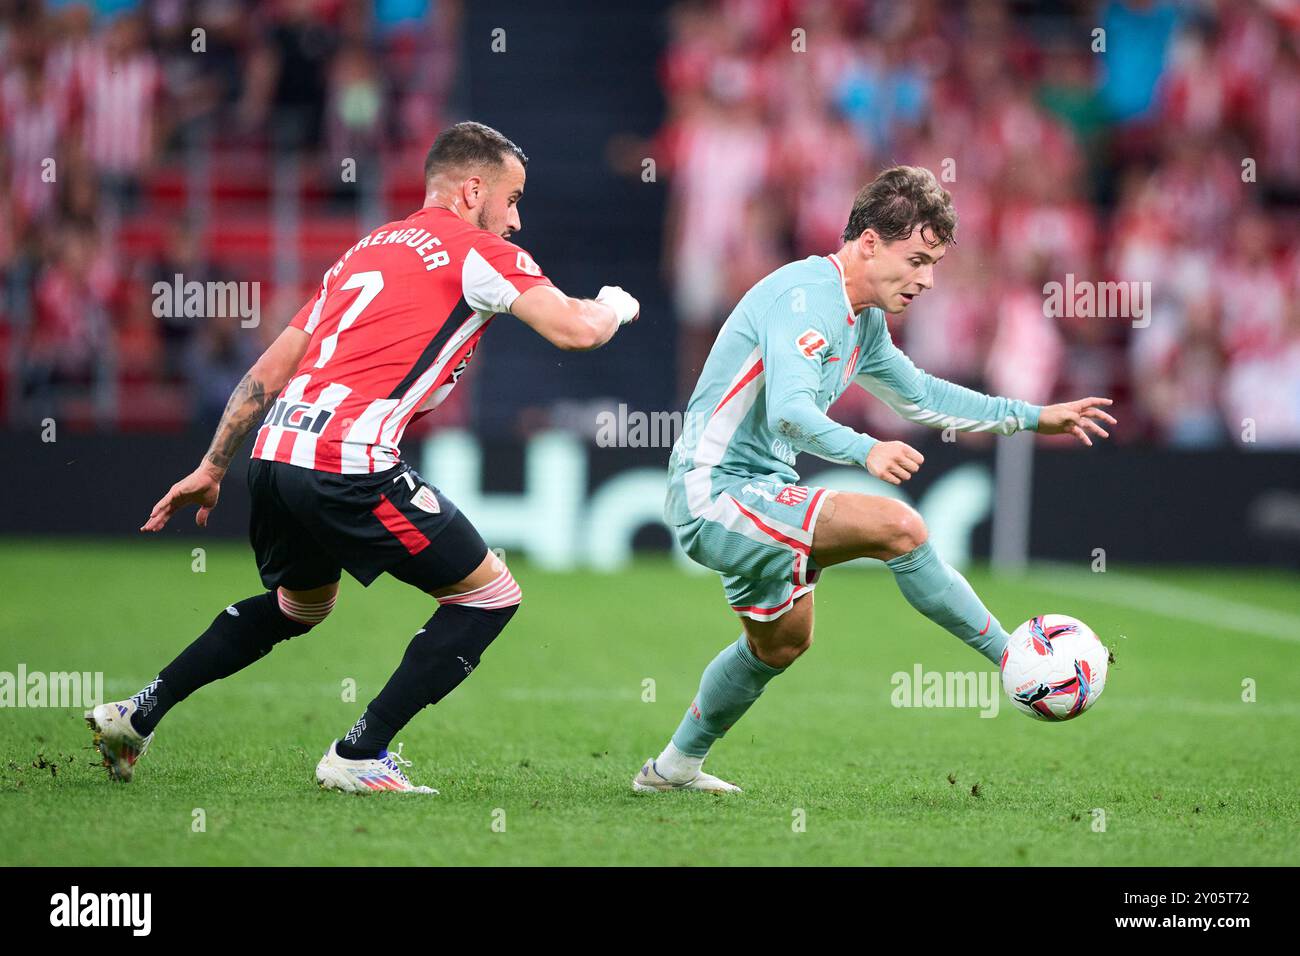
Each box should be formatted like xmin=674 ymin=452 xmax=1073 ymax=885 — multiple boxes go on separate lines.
xmin=1 ymin=539 xmax=1297 ymax=866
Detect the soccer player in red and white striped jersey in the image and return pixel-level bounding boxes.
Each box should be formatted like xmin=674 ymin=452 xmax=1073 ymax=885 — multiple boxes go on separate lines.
xmin=86 ymin=123 xmax=639 ymax=792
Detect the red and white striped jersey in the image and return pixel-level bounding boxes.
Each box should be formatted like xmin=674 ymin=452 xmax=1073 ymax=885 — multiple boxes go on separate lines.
xmin=251 ymin=206 xmax=553 ymax=474
xmin=75 ymin=48 xmax=161 ymax=176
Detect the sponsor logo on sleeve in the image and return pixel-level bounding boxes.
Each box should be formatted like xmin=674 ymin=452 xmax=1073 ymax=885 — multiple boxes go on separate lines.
xmin=796 ymin=329 xmax=829 ymax=359
xmin=515 ymin=251 xmax=541 ymax=277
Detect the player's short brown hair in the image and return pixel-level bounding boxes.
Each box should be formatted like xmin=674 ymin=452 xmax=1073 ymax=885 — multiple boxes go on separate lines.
xmin=424 ymin=121 xmax=528 ymax=184
xmin=841 ymin=165 xmax=956 ymax=247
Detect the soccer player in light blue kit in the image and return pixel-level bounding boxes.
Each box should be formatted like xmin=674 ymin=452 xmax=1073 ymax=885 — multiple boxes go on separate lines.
xmin=633 ymin=166 xmax=1116 ymax=792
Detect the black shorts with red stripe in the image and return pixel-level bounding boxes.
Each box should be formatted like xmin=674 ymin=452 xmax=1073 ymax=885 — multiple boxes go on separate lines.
xmin=247 ymin=458 xmax=487 ymax=592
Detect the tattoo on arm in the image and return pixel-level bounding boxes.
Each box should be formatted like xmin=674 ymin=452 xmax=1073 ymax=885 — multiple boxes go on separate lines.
xmin=203 ymin=372 xmax=275 ymax=472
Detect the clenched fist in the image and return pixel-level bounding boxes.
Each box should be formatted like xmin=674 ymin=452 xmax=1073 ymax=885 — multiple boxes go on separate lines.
xmin=866 ymin=440 xmax=924 ymax=485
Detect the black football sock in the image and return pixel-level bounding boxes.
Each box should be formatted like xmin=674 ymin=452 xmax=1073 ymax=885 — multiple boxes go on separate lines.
xmin=336 ymin=603 xmax=517 ymax=759
xmin=129 ymin=592 xmax=315 ymax=736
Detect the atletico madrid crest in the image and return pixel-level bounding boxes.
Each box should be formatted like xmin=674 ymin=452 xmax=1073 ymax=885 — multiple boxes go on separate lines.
xmin=775 ymin=485 xmax=809 ymax=506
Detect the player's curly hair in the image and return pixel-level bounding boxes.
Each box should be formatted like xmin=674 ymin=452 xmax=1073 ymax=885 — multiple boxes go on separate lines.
xmin=841 ymin=165 xmax=956 ymax=247
xmin=424 ymin=121 xmax=528 ymax=184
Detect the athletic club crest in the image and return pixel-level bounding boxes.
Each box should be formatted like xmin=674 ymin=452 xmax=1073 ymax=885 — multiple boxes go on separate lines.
xmin=411 ymin=485 xmax=441 ymax=514
xmin=775 ymin=485 xmax=809 ymax=506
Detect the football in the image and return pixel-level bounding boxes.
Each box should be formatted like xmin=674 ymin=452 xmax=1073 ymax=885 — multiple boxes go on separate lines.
xmin=1000 ymin=614 xmax=1110 ymax=721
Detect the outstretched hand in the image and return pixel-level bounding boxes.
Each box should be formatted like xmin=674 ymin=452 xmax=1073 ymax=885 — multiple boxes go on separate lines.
xmin=141 ymin=464 xmax=223 ymax=532
xmin=1037 ymin=397 xmax=1117 ymax=447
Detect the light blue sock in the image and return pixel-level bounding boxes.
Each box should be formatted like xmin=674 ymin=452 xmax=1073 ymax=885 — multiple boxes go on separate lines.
xmin=670 ymin=634 xmax=784 ymax=757
xmin=886 ymin=541 xmax=1010 ymax=664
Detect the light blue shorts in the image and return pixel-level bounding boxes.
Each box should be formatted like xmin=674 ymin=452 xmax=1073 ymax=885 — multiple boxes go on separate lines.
xmin=673 ymin=476 xmax=831 ymax=621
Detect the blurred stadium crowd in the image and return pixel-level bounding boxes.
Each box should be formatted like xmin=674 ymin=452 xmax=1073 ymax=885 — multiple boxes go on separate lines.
xmin=1 ymin=0 xmax=1297 ymax=447
xmin=653 ymin=0 xmax=1300 ymax=447
xmin=0 ymin=0 xmax=458 ymax=429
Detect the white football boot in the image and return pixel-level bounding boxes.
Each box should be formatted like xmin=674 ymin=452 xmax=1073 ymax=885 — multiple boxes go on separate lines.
xmin=85 ymin=700 xmax=154 ymax=783
xmin=631 ymin=758 xmax=742 ymax=794
xmin=315 ymin=741 xmax=438 ymax=794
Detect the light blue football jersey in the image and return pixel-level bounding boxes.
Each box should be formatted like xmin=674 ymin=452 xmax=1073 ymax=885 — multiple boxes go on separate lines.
xmin=664 ymin=253 xmax=1041 ymax=527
